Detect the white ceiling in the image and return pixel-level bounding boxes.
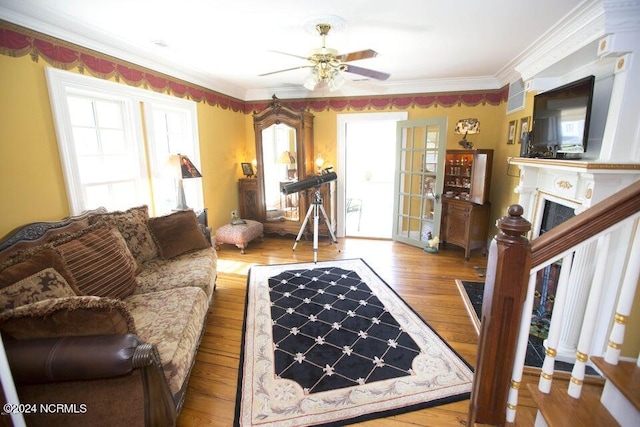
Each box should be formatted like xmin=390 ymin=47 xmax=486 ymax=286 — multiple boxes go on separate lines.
xmin=0 ymin=0 xmax=587 ymax=100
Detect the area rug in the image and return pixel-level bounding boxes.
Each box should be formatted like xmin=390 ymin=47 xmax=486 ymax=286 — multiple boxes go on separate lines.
xmin=234 ymin=259 xmax=474 ymax=426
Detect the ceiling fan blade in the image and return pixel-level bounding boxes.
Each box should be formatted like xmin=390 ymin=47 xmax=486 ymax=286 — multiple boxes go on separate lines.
xmin=344 ymin=64 xmax=390 ymax=81
xmin=268 ymin=50 xmax=309 ymax=61
xmin=258 ymin=65 xmax=311 ymax=77
xmin=337 ymin=49 xmax=378 ymax=62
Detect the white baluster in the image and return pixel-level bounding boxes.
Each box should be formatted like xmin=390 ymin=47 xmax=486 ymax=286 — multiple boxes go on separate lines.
xmin=0 ymin=333 xmax=26 ymax=427
xmin=568 ymin=233 xmax=610 ymax=398
xmin=556 ymin=241 xmax=597 ymax=360
xmin=538 ymin=253 xmax=574 ymax=393
xmin=605 ymin=220 xmax=640 ymax=364
xmin=506 ymin=272 xmax=539 ymax=422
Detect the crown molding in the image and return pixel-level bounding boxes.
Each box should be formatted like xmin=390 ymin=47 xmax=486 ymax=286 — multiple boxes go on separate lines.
xmin=509 ymin=0 xmax=640 ymax=83
xmin=514 ymin=0 xmax=607 ymax=82
xmin=0 ymin=3 xmax=247 ymax=100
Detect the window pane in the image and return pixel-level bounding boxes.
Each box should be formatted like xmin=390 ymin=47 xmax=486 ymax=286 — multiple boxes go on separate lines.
xmin=73 ymin=128 xmax=99 ymax=155
xmin=96 ymin=100 xmax=123 ymax=129
xmin=103 ymin=155 xmax=136 ymax=179
xmin=78 ymin=156 xmax=104 ymax=183
xmin=101 ymin=129 xmax=127 ymax=153
xmin=110 ymin=181 xmax=139 ymax=211
xmin=68 ymin=97 xmax=95 ymax=127
xmin=84 ymin=184 xmax=110 ymax=208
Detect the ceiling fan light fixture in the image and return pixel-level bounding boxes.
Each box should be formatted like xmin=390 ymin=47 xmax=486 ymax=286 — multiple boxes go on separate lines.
xmin=327 ymin=69 xmax=346 ymax=92
xmin=303 ymin=69 xmax=319 ymax=90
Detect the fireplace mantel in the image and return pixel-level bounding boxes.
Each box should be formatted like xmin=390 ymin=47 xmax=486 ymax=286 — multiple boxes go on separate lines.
xmin=510 ymin=156 xmax=640 ymax=363
xmin=510 ymin=157 xmax=640 ymax=232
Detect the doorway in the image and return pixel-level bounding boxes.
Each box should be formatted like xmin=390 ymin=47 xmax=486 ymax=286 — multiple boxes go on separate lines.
xmin=337 ymin=112 xmax=408 ymax=238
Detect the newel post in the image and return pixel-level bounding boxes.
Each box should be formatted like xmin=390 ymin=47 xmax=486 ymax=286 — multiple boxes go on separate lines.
xmin=468 ymin=205 xmax=531 ymax=426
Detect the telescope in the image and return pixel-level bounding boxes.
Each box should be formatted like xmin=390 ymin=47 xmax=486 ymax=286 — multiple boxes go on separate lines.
xmin=281 ymin=171 xmax=337 ymax=195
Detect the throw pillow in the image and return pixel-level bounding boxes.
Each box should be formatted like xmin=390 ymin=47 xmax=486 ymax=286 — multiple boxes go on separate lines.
xmin=108 ymin=227 xmax=142 ymax=274
xmin=0 ymin=268 xmax=77 ymax=311
xmin=89 ymin=205 xmax=158 ymax=265
xmin=0 ymin=247 xmax=82 ymax=296
xmin=55 ymin=225 xmax=138 ymax=299
xmin=0 ymin=296 xmax=136 ymax=339
xmin=148 ymin=210 xmax=210 ymax=259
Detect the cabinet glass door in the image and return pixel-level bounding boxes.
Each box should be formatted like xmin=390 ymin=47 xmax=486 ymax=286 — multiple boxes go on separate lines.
xmin=392 ymin=118 xmax=447 ymax=247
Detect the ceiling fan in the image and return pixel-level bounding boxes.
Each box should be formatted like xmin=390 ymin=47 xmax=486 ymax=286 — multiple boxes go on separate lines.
xmin=260 ymin=23 xmax=390 ymax=91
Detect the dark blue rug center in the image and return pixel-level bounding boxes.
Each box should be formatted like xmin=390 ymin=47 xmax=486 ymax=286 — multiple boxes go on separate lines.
xmin=268 ymin=266 xmax=420 ymax=394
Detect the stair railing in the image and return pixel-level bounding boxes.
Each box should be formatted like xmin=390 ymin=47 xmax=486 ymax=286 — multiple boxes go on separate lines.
xmin=468 ymin=179 xmax=640 ymax=426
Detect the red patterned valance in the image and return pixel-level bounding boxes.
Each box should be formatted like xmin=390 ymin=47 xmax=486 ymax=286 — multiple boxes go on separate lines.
xmin=244 ymin=89 xmax=507 ymax=114
xmin=0 ymin=21 xmax=507 ymax=114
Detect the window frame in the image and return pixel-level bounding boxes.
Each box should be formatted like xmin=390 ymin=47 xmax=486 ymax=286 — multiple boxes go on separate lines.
xmin=46 ymin=67 xmax=201 ymax=215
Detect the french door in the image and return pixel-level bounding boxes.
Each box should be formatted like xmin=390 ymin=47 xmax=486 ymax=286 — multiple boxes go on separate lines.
xmin=392 ymin=118 xmax=447 ymax=247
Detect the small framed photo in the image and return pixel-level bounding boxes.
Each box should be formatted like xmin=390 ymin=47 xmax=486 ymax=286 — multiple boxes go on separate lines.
xmin=507 ymin=120 xmax=518 ymax=145
xmin=519 ymin=116 xmax=531 ymax=144
xmin=241 ymin=162 xmax=254 ymax=178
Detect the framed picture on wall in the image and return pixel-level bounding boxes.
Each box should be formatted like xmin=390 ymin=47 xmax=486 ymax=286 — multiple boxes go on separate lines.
xmin=241 ymin=162 xmax=254 ymax=178
xmin=507 ymin=120 xmax=518 ymax=144
xmin=519 ymin=116 xmax=531 ymax=144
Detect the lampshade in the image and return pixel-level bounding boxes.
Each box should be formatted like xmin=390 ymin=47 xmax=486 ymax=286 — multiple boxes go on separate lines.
xmin=166 ymin=153 xmax=202 ymax=211
xmin=179 ymin=154 xmax=202 ymax=179
xmin=277 ymin=151 xmax=296 ymax=164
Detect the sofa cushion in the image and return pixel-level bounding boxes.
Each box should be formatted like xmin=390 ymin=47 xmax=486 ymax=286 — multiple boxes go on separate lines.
xmin=0 ymin=296 xmax=136 ymax=339
xmin=125 ymin=287 xmax=208 ymax=396
xmin=0 ymin=247 xmax=82 ymax=296
xmin=0 ymin=268 xmax=77 ymax=311
xmin=134 ymin=247 xmax=217 ymax=301
xmin=90 ymin=205 xmax=158 ymax=265
xmin=55 ymin=226 xmax=138 ymax=299
xmin=148 ymin=210 xmax=210 ymax=259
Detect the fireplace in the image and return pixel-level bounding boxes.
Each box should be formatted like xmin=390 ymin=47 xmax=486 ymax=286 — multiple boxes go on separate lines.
xmin=511 ymin=157 xmax=640 ymax=362
xmin=540 ymin=200 xmax=576 ymax=235
xmin=531 ymin=200 xmax=575 ymax=344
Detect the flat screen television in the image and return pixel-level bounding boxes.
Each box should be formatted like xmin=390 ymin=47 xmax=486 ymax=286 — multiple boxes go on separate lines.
xmin=524 ymin=75 xmax=595 ymax=159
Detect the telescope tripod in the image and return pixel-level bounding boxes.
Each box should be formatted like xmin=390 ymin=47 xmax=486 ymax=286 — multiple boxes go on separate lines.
xmin=293 ymin=188 xmax=340 ymax=263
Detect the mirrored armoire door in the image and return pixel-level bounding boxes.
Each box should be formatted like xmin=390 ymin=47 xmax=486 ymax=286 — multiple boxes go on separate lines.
xmin=392 ymin=118 xmax=447 ymax=247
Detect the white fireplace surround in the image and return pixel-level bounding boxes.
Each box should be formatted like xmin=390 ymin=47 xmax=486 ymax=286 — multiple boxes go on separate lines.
xmin=511 ymin=158 xmax=640 ymax=362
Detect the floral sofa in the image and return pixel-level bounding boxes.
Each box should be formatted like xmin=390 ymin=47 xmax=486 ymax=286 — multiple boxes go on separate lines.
xmin=0 ymin=206 xmax=217 ymax=426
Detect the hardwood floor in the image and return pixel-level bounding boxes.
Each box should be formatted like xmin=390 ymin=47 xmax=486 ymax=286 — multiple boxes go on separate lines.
xmin=177 ymin=236 xmax=539 ymax=426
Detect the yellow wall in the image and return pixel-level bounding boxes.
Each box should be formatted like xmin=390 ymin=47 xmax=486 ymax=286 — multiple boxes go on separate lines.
xmin=0 ymin=54 xmax=71 ymax=231
xmin=2 ymin=48 xmax=638 ymax=359
xmin=0 ymin=54 xmax=246 ymax=235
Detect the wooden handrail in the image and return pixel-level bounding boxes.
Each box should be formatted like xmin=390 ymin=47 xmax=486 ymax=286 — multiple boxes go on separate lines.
xmin=531 ymin=179 xmax=640 ymax=268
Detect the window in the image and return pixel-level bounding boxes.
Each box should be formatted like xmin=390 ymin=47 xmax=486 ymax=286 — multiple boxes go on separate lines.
xmin=46 ymin=68 xmax=202 ymax=216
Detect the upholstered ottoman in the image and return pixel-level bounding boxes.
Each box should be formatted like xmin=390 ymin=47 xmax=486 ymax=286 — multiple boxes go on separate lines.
xmin=214 ymin=220 xmax=263 ymax=254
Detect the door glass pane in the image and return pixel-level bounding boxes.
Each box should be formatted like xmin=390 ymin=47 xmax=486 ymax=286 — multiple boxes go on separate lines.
xmin=393 ymin=118 xmax=447 ymax=248
xmin=413 ymin=126 xmax=425 ymax=150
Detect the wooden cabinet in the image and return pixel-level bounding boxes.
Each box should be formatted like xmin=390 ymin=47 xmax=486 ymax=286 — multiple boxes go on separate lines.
xmin=238 ymin=178 xmax=260 ymax=220
xmin=440 ymin=149 xmax=493 ymax=259
xmin=441 ymin=199 xmax=490 ymax=260
xmin=443 ymin=149 xmax=492 ymax=204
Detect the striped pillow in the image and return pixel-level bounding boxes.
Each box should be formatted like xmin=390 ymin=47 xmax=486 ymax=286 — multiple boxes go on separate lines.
xmin=55 ymin=226 xmax=138 ymax=299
